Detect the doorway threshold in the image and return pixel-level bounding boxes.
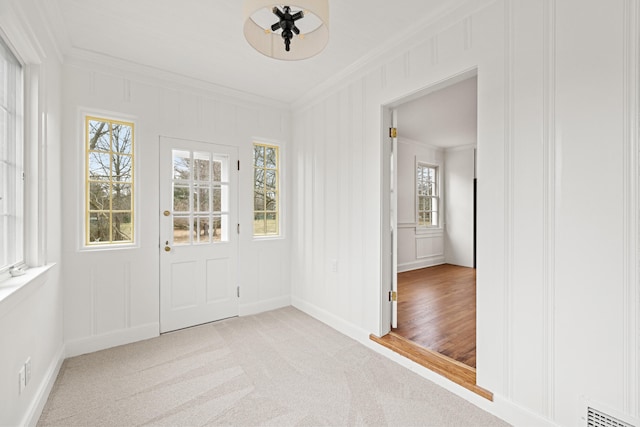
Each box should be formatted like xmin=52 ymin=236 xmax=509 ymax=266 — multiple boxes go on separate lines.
xmin=370 ymin=332 xmax=493 ymax=401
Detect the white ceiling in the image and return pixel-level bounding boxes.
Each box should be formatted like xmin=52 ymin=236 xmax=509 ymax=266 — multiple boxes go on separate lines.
xmin=397 ymin=75 xmax=477 ymax=148
xmin=51 ymin=0 xmax=467 ymax=104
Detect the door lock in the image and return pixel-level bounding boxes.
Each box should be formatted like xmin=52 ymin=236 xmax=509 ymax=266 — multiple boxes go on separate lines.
xmin=163 ymin=210 xmax=171 ymax=217
xmin=164 ymin=240 xmax=171 ymax=252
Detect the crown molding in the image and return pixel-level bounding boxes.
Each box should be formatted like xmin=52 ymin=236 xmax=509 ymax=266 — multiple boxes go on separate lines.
xmin=64 ymin=47 xmax=290 ymax=111
xmin=291 ymin=0 xmax=497 ymax=111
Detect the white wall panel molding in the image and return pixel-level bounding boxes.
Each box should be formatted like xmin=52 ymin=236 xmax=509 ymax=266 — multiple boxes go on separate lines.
xmin=122 ymin=78 xmax=131 ymax=103
xmin=87 ymin=70 xmax=95 ymax=97
xmin=398 ymin=222 xmax=418 ymax=229
xmin=90 ymin=268 xmax=97 ymax=335
xmin=403 ymin=52 xmax=411 ymax=80
xmin=416 ymin=235 xmax=444 ymax=259
xmin=65 ymin=48 xmax=289 ymax=111
xmin=503 ymin=0 xmax=515 ymax=400
xmin=65 ymin=322 xmax=159 ymax=358
xmin=542 ymin=0 xmax=557 ymax=419
xmin=239 ymin=296 xmax=291 ymax=317
xmin=398 ymin=137 xmax=445 ymax=152
xmin=464 ymin=16 xmax=473 ymax=51
xmin=292 ymin=0 xmax=496 ymax=111
xmin=124 ymin=262 xmax=131 ymax=329
xmin=622 ymin=0 xmax=640 ymax=417
xmin=431 ymin=36 xmax=440 ymax=66
xmin=445 ymin=143 xmax=477 ymax=153
xmin=398 ymin=257 xmax=445 ymax=273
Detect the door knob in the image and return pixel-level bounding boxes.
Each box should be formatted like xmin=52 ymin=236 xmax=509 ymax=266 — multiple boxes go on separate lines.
xmin=164 ymin=240 xmax=171 ymax=252
xmin=163 ymin=210 xmax=171 ymax=217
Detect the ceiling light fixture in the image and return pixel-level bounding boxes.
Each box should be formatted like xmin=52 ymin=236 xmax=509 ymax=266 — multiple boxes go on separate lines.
xmin=243 ymin=1 xmax=329 ymax=60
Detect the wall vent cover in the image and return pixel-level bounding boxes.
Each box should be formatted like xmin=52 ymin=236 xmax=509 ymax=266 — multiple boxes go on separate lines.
xmin=587 ymin=407 xmax=633 ymax=427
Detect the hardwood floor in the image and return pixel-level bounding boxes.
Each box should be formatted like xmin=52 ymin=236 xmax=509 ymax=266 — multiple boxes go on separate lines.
xmin=394 ymin=264 xmax=476 ymax=368
xmin=369 ymin=332 xmax=492 ymax=401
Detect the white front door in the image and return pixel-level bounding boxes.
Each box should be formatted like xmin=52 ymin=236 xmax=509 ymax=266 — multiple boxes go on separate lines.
xmin=159 ymin=137 xmax=238 ymax=333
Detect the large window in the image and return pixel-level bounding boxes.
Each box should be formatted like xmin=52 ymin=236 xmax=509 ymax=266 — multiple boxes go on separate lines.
xmin=253 ymin=143 xmax=279 ymax=236
xmin=0 ymin=37 xmax=23 ymax=273
xmin=85 ymin=116 xmax=135 ymax=246
xmin=417 ymin=163 xmax=439 ymax=227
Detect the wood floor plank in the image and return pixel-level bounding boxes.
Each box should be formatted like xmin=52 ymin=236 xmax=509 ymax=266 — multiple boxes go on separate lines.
xmin=369 ymin=332 xmax=493 ymax=401
xmin=394 ymin=264 xmax=476 ymax=368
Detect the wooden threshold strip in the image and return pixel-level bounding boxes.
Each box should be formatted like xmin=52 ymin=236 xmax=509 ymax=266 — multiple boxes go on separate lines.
xmin=370 ymin=332 xmax=493 ymax=401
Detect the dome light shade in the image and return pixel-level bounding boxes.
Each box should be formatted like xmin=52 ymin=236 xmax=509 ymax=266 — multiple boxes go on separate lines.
xmin=243 ymin=1 xmax=329 ymax=60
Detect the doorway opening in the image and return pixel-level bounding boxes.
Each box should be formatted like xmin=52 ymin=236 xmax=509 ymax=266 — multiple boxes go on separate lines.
xmin=374 ymin=70 xmax=491 ymax=399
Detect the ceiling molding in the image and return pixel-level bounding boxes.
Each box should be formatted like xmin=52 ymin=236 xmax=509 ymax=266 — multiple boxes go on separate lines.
xmin=36 ymin=0 xmax=71 ymax=63
xmin=291 ymin=0 xmax=496 ymax=111
xmin=398 ymin=137 xmax=444 ymax=152
xmin=65 ymin=47 xmax=290 ymax=111
xmin=444 ymin=143 xmax=477 ymax=152
xmin=0 ymin=0 xmax=46 ymax=64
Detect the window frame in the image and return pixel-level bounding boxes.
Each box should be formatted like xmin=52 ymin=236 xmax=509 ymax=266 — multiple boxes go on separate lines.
xmin=0 ymin=35 xmax=25 ymax=278
xmin=416 ymin=161 xmax=440 ymax=229
xmin=252 ymin=141 xmax=281 ymax=238
xmin=82 ymin=114 xmax=137 ymax=249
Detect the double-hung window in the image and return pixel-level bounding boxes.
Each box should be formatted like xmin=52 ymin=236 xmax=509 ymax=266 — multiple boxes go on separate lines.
xmin=0 ymin=37 xmax=23 ymax=273
xmin=417 ymin=163 xmax=439 ymax=227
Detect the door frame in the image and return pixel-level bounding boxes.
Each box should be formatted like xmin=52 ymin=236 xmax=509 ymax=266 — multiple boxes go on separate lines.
xmin=379 ymin=68 xmax=478 ymax=336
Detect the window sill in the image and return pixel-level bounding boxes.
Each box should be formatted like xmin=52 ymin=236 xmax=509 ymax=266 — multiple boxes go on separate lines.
xmin=252 ymin=235 xmax=285 ymax=242
xmin=0 ymin=264 xmax=56 ymax=319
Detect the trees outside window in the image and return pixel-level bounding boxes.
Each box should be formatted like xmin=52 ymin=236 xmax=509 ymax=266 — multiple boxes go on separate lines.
xmin=86 ymin=117 xmax=134 ymax=245
xmin=253 ymin=143 xmax=279 ymax=236
xmin=417 ymin=163 xmax=439 ymax=227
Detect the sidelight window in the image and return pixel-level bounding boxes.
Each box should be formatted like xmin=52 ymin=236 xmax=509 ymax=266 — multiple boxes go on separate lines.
xmin=85 ymin=116 xmax=135 ymax=246
xmin=253 ymin=143 xmax=279 ymax=236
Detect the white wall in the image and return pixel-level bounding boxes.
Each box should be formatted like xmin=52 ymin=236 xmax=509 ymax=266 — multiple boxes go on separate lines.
xmin=444 ymin=146 xmax=475 ymax=268
xmin=0 ymin=0 xmax=64 ymax=425
xmin=291 ymin=1 xmax=639 ymax=426
xmin=396 ymin=139 xmax=445 ymax=272
xmin=60 ymin=53 xmax=292 ymax=356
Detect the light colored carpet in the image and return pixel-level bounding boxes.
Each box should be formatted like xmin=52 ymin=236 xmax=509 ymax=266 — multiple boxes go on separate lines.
xmin=38 ymin=307 xmax=509 ymax=426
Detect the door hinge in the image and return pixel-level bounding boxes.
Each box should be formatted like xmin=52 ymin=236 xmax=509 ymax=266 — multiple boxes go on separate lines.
xmin=237 ymin=160 xmax=240 ymax=171
xmin=237 ymin=286 xmax=240 ymax=298
xmin=389 ymin=127 xmax=397 ymax=138
xmin=237 ymin=223 xmax=240 ymax=234
xmin=389 ymin=290 xmax=397 ymax=302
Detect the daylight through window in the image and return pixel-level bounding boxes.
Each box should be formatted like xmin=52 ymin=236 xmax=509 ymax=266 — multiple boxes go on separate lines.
xmin=85 ymin=116 xmax=135 ymax=246
xmin=417 ymin=163 xmax=439 ymax=227
xmin=253 ymin=143 xmax=279 ymax=236
xmin=0 ymin=37 xmax=23 ymax=273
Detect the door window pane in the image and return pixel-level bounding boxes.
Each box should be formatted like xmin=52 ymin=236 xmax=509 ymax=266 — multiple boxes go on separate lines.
xmin=170 ymin=149 xmax=229 ymax=245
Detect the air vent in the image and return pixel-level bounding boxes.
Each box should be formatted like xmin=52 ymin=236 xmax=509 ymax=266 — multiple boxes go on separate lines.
xmin=587 ymin=407 xmax=634 ymax=427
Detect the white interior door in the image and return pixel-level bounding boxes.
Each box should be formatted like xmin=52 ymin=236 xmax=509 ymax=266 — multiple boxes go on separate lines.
xmin=159 ymin=137 xmax=238 ymax=333
xmin=391 ymin=109 xmax=398 ymax=329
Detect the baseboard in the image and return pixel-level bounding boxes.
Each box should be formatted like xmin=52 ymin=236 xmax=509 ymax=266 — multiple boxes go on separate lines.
xmin=22 ymin=344 xmax=65 ymax=427
xmin=291 ymin=296 xmax=371 ymax=343
xmin=397 ymin=258 xmax=445 ymax=273
xmin=239 ymin=295 xmax=291 ymax=316
xmin=65 ymin=323 xmax=159 ymax=358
